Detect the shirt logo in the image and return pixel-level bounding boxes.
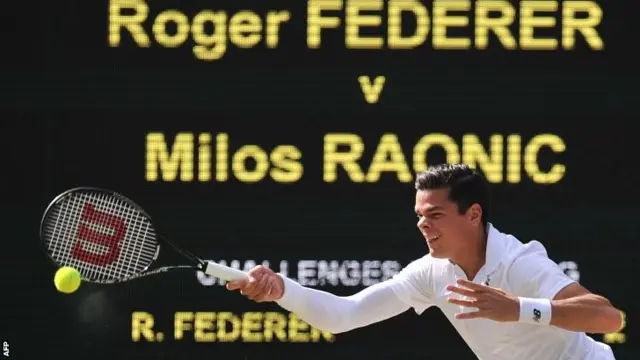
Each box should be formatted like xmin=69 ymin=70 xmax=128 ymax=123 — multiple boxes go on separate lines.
xmin=483 ymin=273 xmax=492 ymax=286
xmin=483 ymin=266 xmax=500 ymax=286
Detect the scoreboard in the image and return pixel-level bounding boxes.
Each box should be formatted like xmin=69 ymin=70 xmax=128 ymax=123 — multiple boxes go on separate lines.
xmin=3 ymin=0 xmax=638 ymax=112
xmin=1 ymin=0 xmax=639 ymax=359
xmin=4 ymin=118 xmax=637 ymax=360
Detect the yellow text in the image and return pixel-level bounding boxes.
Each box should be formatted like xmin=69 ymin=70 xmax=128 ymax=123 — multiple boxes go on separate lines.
xmin=172 ymin=311 xmax=335 ymax=343
xmin=145 ymin=132 xmax=303 ymax=183
xmin=308 ymin=0 xmax=603 ymax=50
xmin=323 ymin=133 xmax=566 ymax=184
xmin=131 ymin=311 xmax=165 ymax=342
xmin=109 ymin=0 xmax=291 ymax=61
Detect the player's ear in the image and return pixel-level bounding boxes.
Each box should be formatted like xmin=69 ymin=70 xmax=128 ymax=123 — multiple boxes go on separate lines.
xmin=467 ymin=204 xmax=482 ymax=226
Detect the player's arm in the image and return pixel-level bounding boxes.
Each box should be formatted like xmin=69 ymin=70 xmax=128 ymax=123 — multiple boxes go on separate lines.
xmin=274 ymin=274 xmax=411 ymax=333
xmin=509 ymin=243 xmax=623 ymax=334
xmin=447 ymin=242 xmax=622 ymax=334
xmin=227 ymin=261 xmax=433 ymax=334
xmin=548 ymin=282 xmax=623 ymax=334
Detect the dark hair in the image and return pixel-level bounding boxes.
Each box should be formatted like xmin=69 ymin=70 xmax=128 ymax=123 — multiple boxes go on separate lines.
xmin=414 ymin=163 xmax=489 ymax=227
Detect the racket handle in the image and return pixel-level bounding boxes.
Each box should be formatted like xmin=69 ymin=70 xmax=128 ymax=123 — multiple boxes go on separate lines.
xmin=203 ymin=261 xmax=249 ymax=281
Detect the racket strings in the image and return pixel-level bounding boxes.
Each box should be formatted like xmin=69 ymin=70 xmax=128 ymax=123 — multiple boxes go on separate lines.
xmin=42 ymin=191 xmax=158 ymax=282
xmin=47 ymin=192 xmax=156 ymax=280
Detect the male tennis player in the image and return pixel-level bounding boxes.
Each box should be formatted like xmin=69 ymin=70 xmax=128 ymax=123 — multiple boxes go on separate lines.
xmin=227 ymin=163 xmax=622 ymax=359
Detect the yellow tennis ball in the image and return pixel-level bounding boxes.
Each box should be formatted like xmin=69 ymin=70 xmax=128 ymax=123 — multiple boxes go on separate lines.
xmin=54 ymin=266 xmax=82 ymax=294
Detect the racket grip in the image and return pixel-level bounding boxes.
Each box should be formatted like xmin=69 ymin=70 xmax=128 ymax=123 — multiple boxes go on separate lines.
xmin=203 ymin=261 xmax=249 ymax=281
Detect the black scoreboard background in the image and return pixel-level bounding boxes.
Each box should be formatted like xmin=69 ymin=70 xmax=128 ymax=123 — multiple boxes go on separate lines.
xmin=2 ymin=0 xmax=640 ymax=359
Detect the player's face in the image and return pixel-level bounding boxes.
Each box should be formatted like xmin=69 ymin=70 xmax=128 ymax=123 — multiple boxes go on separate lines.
xmin=415 ymin=188 xmax=477 ymax=259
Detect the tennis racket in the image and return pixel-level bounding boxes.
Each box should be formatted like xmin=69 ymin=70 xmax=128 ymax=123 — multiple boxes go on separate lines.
xmin=40 ymin=187 xmax=249 ymax=284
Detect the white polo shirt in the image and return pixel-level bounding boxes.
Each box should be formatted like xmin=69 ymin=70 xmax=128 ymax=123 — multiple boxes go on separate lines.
xmin=388 ymin=223 xmax=615 ymax=360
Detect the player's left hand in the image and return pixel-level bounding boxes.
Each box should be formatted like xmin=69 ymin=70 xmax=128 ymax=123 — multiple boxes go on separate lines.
xmin=447 ymin=279 xmax=519 ymax=322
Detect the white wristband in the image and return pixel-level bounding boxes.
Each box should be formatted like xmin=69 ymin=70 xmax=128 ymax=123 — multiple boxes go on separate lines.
xmin=518 ymin=297 xmax=552 ymax=325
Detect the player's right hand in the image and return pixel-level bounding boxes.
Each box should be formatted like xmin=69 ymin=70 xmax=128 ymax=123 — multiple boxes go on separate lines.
xmin=226 ymin=265 xmax=285 ymax=302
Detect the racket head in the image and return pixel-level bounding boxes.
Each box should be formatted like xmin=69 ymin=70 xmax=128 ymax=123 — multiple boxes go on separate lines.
xmin=40 ymin=187 xmax=162 ymax=284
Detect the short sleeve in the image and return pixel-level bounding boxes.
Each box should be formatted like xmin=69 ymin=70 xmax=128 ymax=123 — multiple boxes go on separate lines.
xmin=507 ymin=241 xmax=576 ymax=299
xmin=387 ymin=256 xmax=435 ymax=314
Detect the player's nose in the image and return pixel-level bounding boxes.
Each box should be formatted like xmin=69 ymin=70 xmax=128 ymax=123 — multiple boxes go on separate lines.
xmin=417 ymin=216 xmax=430 ymax=229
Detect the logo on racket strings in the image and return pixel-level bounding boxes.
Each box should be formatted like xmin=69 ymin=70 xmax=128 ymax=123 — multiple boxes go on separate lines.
xmin=72 ymin=203 xmax=127 ymax=266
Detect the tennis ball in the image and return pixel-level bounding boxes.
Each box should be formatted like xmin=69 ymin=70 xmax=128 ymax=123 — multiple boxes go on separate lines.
xmin=54 ymin=266 xmax=82 ymax=294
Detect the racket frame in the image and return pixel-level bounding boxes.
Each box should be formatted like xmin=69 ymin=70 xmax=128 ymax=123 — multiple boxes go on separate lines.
xmin=39 ymin=186 xmax=207 ymax=284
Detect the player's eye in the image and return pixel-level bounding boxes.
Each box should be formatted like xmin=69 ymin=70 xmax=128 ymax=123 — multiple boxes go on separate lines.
xmin=430 ymin=213 xmax=443 ymax=219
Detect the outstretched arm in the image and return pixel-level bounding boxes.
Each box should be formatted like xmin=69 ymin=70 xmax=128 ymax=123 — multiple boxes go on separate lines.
xmin=226 ymin=265 xmax=412 ymax=334
xmin=275 ymin=274 xmax=411 ymax=333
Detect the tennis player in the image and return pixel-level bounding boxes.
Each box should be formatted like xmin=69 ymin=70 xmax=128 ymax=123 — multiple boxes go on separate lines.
xmin=227 ymin=163 xmax=621 ymax=359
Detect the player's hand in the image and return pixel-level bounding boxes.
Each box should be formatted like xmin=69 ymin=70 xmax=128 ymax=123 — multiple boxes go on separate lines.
xmin=226 ymin=265 xmax=285 ymax=302
xmin=446 ymin=279 xmax=519 ymax=322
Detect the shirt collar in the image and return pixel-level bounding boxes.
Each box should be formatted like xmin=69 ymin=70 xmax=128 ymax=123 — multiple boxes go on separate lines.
xmin=483 ymin=222 xmax=505 ymax=275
